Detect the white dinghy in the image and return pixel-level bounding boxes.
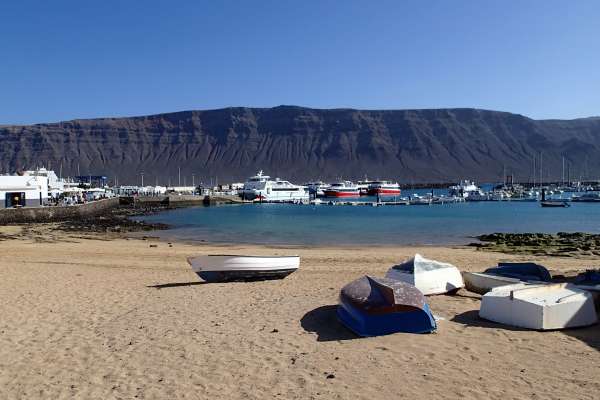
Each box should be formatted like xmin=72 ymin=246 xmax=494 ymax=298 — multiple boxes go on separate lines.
xmin=463 ymin=272 xmax=530 ymax=295
xmin=479 ymin=283 xmax=598 ymax=330
xmin=385 ymin=254 xmax=464 ymax=295
xmin=187 ymin=255 xmax=300 ymax=282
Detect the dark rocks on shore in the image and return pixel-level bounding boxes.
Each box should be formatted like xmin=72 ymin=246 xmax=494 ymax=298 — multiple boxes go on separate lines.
xmin=471 ymin=232 xmax=600 ymax=257
xmin=55 ymin=204 xmax=170 ymax=234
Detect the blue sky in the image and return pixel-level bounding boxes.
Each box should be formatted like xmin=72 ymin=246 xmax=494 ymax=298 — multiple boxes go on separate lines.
xmin=1 ymin=0 xmax=598 ymax=124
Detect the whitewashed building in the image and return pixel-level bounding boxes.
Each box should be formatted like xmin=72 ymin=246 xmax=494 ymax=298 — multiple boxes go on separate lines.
xmin=23 ymin=168 xmax=65 ymax=198
xmin=0 ymin=175 xmax=49 ymax=208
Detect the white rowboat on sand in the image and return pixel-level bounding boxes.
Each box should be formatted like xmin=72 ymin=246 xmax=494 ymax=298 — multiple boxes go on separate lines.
xmin=187 ymin=255 xmax=300 ymax=282
xmin=479 ymin=283 xmax=598 ymax=330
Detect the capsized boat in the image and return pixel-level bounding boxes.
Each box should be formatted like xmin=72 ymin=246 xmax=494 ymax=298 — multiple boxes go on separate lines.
xmin=574 ymin=269 xmax=600 ymax=310
xmin=187 ymin=255 xmax=299 ymax=282
xmin=462 ymin=272 xmax=524 ymax=295
xmin=337 ymin=276 xmax=436 ymax=337
xmin=484 ymin=262 xmax=552 ymax=282
xmin=385 ymin=254 xmax=464 ymax=295
xmin=479 ymin=283 xmax=598 ymax=330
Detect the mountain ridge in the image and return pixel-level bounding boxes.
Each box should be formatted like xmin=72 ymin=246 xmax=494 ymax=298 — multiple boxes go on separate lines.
xmin=1 ymin=106 xmax=599 ymax=184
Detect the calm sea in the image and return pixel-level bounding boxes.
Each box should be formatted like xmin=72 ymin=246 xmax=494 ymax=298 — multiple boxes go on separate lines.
xmin=136 ymin=190 xmax=600 ymax=246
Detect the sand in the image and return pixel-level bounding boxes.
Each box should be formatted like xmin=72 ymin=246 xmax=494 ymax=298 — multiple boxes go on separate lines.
xmin=0 ymin=226 xmax=599 ymax=399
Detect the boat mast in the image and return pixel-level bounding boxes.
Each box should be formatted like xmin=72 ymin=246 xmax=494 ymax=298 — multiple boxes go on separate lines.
xmin=539 ymin=152 xmax=543 ymax=189
xmin=562 ymin=156 xmax=565 ymax=186
xmin=532 ymin=154 xmax=535 ymax=188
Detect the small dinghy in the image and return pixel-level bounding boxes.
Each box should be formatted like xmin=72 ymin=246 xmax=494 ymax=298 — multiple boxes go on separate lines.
xmin=187 ymin=255 xmax=299 ymax=282
xmin=462 ymin=272 xmax=524 ymax=295
xmin=337 ymin=276 xmax=436 ymax=337
xmin=385 ymin=254 xmax=464 ymax=295
xmin=479 ymin=283 xmax=598 ymax=330
xmin=484 ymin=262 xmax=552 ymax=282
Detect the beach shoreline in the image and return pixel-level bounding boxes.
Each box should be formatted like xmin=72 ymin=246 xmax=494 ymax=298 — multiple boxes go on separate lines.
xmin=1 ymin=226 xmax=598 ymax=399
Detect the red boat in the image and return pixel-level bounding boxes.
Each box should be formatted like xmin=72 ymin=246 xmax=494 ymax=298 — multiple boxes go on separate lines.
xmin=323 ymin=181 xmax=360 ymax=197
xmin=367 ymin=181 xmax=401 ymax=196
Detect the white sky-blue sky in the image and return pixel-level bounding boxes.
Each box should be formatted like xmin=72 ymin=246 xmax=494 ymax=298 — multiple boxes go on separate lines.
xmin=1 ymin=0 xmax=599 ymax=124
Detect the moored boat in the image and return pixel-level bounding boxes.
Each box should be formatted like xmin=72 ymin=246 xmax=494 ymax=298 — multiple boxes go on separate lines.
xmin=367 ymin=181 xmax=401 ymax=196
xmin=541 ymin=200 xmax=570 ymax=207
xmin=385 ymin=254 xmax=464 ymax=295
xmin=479 ymin=283 xmax=598 ymax=330
xmin=571 ymin=193 xmax=600 ymax=202
xmin=187 ymin=255 xmax=300 ymax=282
xmin=323 ymin=181 xmax=360 ymax=197
xmin=240 ymin=170 xmax=309 ymax=202
xmin=337 ymin=275 xmax=437 ymax=336
xmin=449 ymin=180 xmax=479 ymax=198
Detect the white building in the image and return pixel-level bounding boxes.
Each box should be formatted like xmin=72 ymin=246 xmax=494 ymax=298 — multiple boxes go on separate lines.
xmin=0 ymin=175 xmax=49 ymax=208
xmin=23 ymin=167 xmax=65 ymax=198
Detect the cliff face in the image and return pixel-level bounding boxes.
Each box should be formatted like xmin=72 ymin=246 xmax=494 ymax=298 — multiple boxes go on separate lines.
xmin=1 ymin=106 xmax=600 ymax=184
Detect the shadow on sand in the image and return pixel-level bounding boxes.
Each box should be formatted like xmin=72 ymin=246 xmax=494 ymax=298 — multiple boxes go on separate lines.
xmin=147 ymin=281 xmax=208 ymax=289
xmin=300 ymin=305 xmax=358 ymax=342
xmin=451 ymin=310 xmax=531 ymax=331
xmin=452 ymin=310 xmax=600 ymax=351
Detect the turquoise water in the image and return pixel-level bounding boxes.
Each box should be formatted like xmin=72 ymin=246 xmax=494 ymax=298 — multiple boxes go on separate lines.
xmin=137 ymin=196 xmax=600 ymax=246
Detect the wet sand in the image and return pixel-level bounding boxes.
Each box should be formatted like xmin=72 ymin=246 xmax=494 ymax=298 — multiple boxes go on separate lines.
xmin=0 ymin=226 xmax=598 ymax=399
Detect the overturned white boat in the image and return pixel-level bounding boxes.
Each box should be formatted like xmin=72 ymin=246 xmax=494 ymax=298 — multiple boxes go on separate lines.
xmin=385 ymin=254 xmax=464 ymax=295
xmin=480 ymin=283 xmax=598 ymax=330
xmin=463 ymin=272 xmax=524 ymax=295
xmin=187 ymin=255 xmax=299 ymax=282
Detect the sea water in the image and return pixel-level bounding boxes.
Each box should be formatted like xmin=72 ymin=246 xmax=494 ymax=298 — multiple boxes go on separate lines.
xmin=136 ymin=194 xmax=600 ymax=246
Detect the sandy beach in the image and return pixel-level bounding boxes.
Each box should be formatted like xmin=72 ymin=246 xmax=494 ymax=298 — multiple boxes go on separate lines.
xmin=0 ymin=225 xmax=599 ymax=400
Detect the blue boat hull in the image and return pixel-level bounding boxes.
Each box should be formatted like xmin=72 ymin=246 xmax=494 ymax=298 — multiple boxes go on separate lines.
xmin=337 ymin=299 xmax=437 ymax=337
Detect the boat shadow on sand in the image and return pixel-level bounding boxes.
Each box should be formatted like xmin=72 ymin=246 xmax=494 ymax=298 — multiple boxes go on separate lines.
xmin=452 ymin=310 xmax=600 ymax=352
xmin=147 ymin=281 xmax=209 ymax=289
xmin=300 ymin=305 xmax=358 ymax=342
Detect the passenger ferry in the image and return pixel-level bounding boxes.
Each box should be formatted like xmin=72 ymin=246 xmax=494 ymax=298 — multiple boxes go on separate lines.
xmin=367 ymin=181 xmax=401 ymax=196
xmin=323 ymin=181 xmax=360 ymax=197
xmin=241 ymin=171 xmax=309 ymax=202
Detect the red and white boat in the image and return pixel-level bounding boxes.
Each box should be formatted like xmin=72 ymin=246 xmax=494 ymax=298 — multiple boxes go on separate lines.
xmin=323 ymin=181 xmax=360 ymax=197
xmin=367 ymin=181 xmax=401 ymax=196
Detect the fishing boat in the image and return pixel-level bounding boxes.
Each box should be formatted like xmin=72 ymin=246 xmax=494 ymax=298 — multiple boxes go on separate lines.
xmin=367 ymin=181 xmax=401 ymax=196
xmin=323 ymin=181 xmax=360 ymax=197
xmin=240 ymin=170 xmax=309 ymax=202
xmin=385 ymin=254 xmax=464 ymax=295
xmin=479 ymin=283 xmax=598 ymax=330
xmin=484 ymin=262 xmax=552 ymax=282
xmin=337 ymin=275 xmax=437 ymax=337
xmin=187 ymin=255 xmax=300 ymax=282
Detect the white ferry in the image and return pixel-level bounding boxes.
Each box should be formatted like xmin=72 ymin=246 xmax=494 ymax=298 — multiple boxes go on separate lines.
xmin=241 ymin=171 xmax=309 ymax=202
xmin=367 ymin=181 xmax=401 ymax=196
